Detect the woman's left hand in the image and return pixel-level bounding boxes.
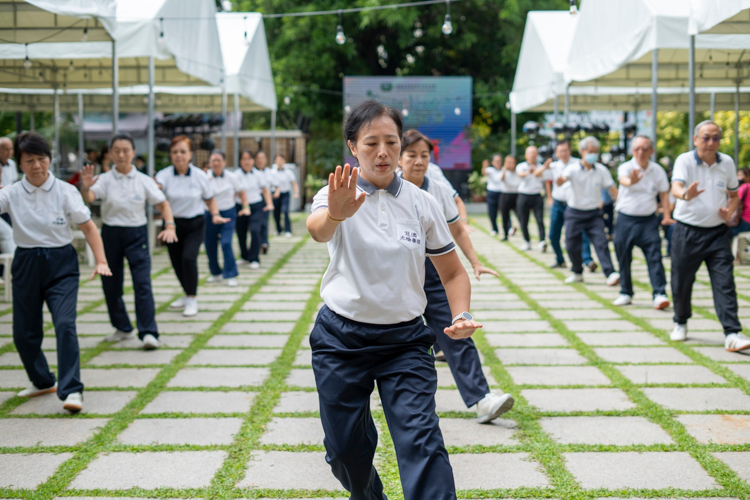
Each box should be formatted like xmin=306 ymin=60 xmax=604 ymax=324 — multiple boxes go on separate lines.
xmin=158 ymin=227 xmax=178 ymax=243
xmin=293 ymin=192 xmax=299 ymax=199
xmin=473 ymin=265 xmax=499 ymax=280
xmin=90 ymin=263 xmax=112 ymax=280
xmin=212 ymin=214 xmax=230 ymax=225
xmin=238 ymin=208 xmax=251 ymax=216
xmin=444 ymin=319 xmax=482 ymax=339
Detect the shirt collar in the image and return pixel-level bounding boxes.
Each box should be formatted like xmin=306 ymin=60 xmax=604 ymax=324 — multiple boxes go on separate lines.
xmin=694 ymin=149 xmax=722 ymax=165
xmin=211 ymin=170 xmax=225 ymax=179
xmin=112 ymin=166 xmax=137 ymax=179
xmin=357 ymin=173 xmax=403 ymax=197
xmin=419 ymin=176 xmax=430 ymax=192
xmin=21 ymin=173 xmax=55 ymax=193
xmin=174 ymin=165 xmax=192 ymax=176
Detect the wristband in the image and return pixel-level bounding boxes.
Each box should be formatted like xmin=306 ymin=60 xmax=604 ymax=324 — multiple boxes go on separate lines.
xmin=326 ymin=210 xmax=346 ymax=222
xmin=242 ymin=205 xmax=250 ymax=210
xmin=165 ymin=221 xmax=176 ymax=227
xmin=211 ymin=212 xmax=220 ymax=217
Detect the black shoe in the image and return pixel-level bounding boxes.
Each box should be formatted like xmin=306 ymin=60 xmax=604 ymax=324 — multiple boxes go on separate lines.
xmin=550 ymin=261 xmax=566 ymax=269
xmin=261 ymin=243 xmax=269 ymax=255
xmin=501 ymin=237 xmax=509 ymax=241
xmin=587 ymin=261 xmax=598 ymax=273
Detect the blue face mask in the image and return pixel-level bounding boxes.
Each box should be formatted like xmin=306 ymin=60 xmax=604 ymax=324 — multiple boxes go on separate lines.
xmin=584 ymin=153 xmax=599 ymax=164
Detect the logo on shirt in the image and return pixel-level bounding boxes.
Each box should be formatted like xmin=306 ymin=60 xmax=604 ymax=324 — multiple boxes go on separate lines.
xmin=52 ymin=216 xmax=66 ymax=226
xmin=400 ymin=231 xmax=421 ymax=245
xmin=716 ymin=180 xmax=726 ymax=189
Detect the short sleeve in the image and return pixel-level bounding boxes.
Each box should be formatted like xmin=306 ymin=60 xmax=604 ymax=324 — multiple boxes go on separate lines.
xmin=311 ymin=185 xmax=329 ymax=212
xmin=562 ymin=163 xmax=577 ymax=180
xmin=155 ymin=168 xmax=168 ymax=189
xmin=88 ymin=173 xmax=107 ymax=200
xmin=672 ymin=155 xmax=688 ymax=185
xmin=434 ymin=183 xmax=460 ymax=224
xmin=599 ymin=166 xmax=614 ymax=189
xmin=727 ymin=163 xmax=740 ymax=191
xmin=0 ymin=185 xmax=11 ymax=214
xmin=63 ymin=183 xmax=92 ymax=225
xmin=656 ymin=167 xmax=670 ymax=193
xmin=142 ymin=174 xmax=166 ymax=205
xmin=195 ymin=169 xmax=213 ymax=200
xmin=422 ymin=192 xmax=456 ymax=256
xmin=230 ymin=171 xmax=245 ymax=193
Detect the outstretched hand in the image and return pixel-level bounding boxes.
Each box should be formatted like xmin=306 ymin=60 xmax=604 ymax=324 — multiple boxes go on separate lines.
xmin=444 ymin=319 xmax=482 ymax=339
xmin=90 ymin=263 xmax=112 ymax=281
xmin=629 ymin=168 xmax=643 ymax=185
xmin=473 ymin=265 xmax=499 ymax=281
xmin=212 ymin=214 xmax=231 ymax=225
xmin=327 ymin=164 xmax=366 ymax=221
xmin=157 ymin=227 xmax=178 ymax=244
xmin=81 ymin=164 xmax=98 ymax=190
xmin=685 ymin=181 xmax=705 ymax=201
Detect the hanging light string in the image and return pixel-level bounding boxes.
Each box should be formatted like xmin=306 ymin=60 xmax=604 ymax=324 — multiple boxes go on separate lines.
xmin=260 ymin=0 xmax=462 ymax=19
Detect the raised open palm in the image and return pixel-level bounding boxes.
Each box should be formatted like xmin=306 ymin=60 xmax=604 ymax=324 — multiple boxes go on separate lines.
xmin=80 ymin=164 xmax=98 ymax=190
xmin=327 ymin=164 xmax=366 ymax=220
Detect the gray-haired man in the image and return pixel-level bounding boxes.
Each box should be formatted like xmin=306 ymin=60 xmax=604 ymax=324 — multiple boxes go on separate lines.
xmin=670 ymin=120 xmax=749 ymax=351
xmin=556 ymin=136 xmax=620 ymax=286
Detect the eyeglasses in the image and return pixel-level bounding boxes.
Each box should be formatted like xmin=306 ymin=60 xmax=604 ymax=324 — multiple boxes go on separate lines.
xmin=632 ymin=147 xmax=652 ymax=153
xmin=699 ymin=135 xmax=721 ymax=143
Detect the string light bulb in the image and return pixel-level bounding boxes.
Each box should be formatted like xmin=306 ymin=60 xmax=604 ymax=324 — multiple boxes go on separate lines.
xmin=569 ymin=0 xmax=578 ymax=15
xmin=335 ymin=11 xmax=345 ymax=45
xmin=23 ymin=44 xmax=31 ymax=69
xmin=68 ymin=60 xmax=75 ymax=72
xmin=81 ymin=27 xmax=88 ymax=41
xmin=158 ymin=18 xmax=165 ymax=47
xmin=283 ymin=95 xmax=291 ymax=105
xmin=454 ymin=106 xmax=461 ymax=115
xmin=441 ymin=0 xmax=452 ymax=35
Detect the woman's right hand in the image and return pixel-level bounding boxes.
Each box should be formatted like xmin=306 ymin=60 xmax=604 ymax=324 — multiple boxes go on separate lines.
xmin=80 ymin=164 xmax=97 ymax=190
xmin=327 ymin=164 xmax=366 ymax=221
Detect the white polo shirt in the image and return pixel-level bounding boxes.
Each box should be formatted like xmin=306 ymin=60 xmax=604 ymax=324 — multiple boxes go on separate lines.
xmin=236 ymin=168 xmax=268 ymax=205
xmin=275 ymin=168 xmax=296 ymax=193
xmin=549 ymin=158 xmax=577 ymax=203
xmin=312 ymin=174 xmax=456 ymax=324
xmin=486 ymin=167 xmax=503 ymax=193
xmin=402 ymin=174 xmax=460 ymax=224
xmin=562 ymin=162 xmax=615 ymax=211
xmin=672 ymin=150 xmax=739 ymax=228
xmin=616 ymin=159 xmax=670 ymax=217
xmin=516 ymin=162 xmax=550 ymax=195
xmin=155 ymin=165 xmax=213 ymax=219
xmin=89 ymin=166 xmax=166 ymax=227
xmin=498 ymin=169 xmax=520 ymax=193
xmin=209 ymin=169 xmax=244 ymax=211
xmin=257 ymin=168 xmax=275 ymax=190
xmin=0 ymin=174 xmax=91 ymax=248
xmin=0 ymin=158 xmax=18 ymax=187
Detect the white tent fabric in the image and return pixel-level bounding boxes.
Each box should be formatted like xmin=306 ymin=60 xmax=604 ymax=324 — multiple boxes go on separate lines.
xmin=24 ymin=0 xmax=114 ymax=19
xmin=688 ymin=0 xmax=750 ymax=35
xmin=509 ymin=11 xmax=577 ymax=114
xmin=216 ymin=12 xmax=277 ymax=111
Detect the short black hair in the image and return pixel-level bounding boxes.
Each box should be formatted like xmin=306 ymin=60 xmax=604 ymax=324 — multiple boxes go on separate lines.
xmin=110 ymin=132 xmax=135 ymax=149
xmin=555 ymin=140 xmax=570 ymax=149
xmin=344 ymin=99 xmax=403 ymax=145
xmin=210 ymin=149 xmax=226 ymax=160
xmin=241 ymin=149 xmax=255 ymax=160
xmin=14 ymin=131 xmax=51 ymax=165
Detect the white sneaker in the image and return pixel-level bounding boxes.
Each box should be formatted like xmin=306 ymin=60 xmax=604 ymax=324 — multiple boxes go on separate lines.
xmin=509 ymin=227 xmax=517 ymax=236
xmin=538 ymin=240 xmax=548 ymax=253
xmin=63 ymin=392 xmax=83 ymax=413
xmin=285 ymin=232 xmax=293 ymax=238
xmin=671 ymin=323 xmax=687 ymax=341
xmin=725 ymin=332 xmax=750 ymax=352
xmin=249 ymin=262 xmax=260 ymax=270
xmin=17 ymin=382 xmax=57 ymax=398
xmin=183 ymin=298 xmax=198 ymax=317
xmin=206 ymin=274 xmax=223 ymax=284
xmin=520 ymin=241 xmax=531 ymax=251
xmin=606 ymin=272 xmax=621 ymax=286
xmin=103 ymin=329 xmax=135 ymax=342
xmin=237 ymin=259 xmax=251 ymax=266
xmin=612 ymin=294 xmax=632 ymax=306
xmin=169 ymin=296 xmax=186 ymax=309
xmin=490 ymin=230 xmax=498 ymax=236
xmin=226 ymin=278 xmax=238 ymax=287
xmin=564 ymin=273 xmax=583 ymax=284
xmin=653 ymin=294 xmax=670 ymax=310
xmin=476 ymin=392 xmax=515 ymax=424
xmin=142 ymin=334 xmax=160 ymax=350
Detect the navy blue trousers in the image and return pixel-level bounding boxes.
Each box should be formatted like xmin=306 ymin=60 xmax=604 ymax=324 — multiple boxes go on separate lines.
xmin=565 ymin=207 xmax=616 ymax=276
xmin=235 ymin=204 xmax=251 ymax=261
xmin=311 ymin=305 xmax=456 ymax=500
xmin=12 ymin=245 xmax=83 ymax=399
xmin=425 ymin=259 xmax=489 ymax=408
xmin=101 ymin=224 xmax=158 ymax=339
xmin=260 ymin=209 xmax=270 ymax=246
xmin=549 ymin=200 xmax=593 ymax=266
xmin=273 ymin=191 xmax=292 ymax=234
xmin=236 ymin=202 xmax=266 ymax=263
xmin=486 ymin=190 xmax=501 ymax=233
xmin=204 ymin=208 xmax=238 ymax=279
xmin=613 ymin=213 xmax=666 ymax=298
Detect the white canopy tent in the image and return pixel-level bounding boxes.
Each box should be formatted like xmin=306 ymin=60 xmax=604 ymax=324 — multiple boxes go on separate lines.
xmin=688 ymin=0 xmax=750 ymax=35
xmin=565 ymin=0 xmax=750 ymax=160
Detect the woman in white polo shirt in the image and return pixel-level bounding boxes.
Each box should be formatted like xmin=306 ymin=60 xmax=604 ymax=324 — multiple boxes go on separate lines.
xmin=255 ymin=150 xmax=272 ymax=254
xmin=5 ymin=132 xmax=111 ymax=414
xmin=498 ymin=155 xmax=520 ymax=240
xmin=80 ymin=132 xmax=178 ymax=350
xmin=205 ymin=150 xmax=249 ymax=287
xmin=155 ymin=136 xmax=228 ymax=317
xmin=483 ymin=153 xmax=503 ymax=235
xmin=235 ymin=150 xmax=274 ymax=269
xmin=307 ymin=100 xmax=480 ymax=499
xmin=272 ymin=154 xmax=299 ymax=237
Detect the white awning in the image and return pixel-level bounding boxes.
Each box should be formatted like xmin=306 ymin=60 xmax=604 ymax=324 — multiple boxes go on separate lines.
xmin=688 ymin=0 xmax=750 ymax=35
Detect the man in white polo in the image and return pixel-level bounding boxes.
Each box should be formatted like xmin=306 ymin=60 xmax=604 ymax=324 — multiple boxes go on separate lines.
xmin=556 ymin=136 xmax=620 ymax=286
xmin=612 ymin=136 xmax=673 ymax=309
xmin=670 ymin=120 xmax=749 ymax=351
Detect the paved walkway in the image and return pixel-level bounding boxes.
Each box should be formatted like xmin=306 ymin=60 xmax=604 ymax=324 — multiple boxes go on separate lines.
xmin=1 ymin=215 xmax=750 ymax=499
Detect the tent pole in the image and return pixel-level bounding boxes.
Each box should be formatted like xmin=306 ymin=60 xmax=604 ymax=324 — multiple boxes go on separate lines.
xmin=233 ymin=92 xmax=240 ymax=168
xmin=736 ymin=80 xmax=741 ymax=165
xmin=112 ymin=41 xmax=119 ymax=135
xmin=30 ymin=109 xmax=34 ymax=131
xmin=270 ymin=109 xmax=277 ymax=164
xmin=688 ymin=35 xmax=696 ymax=148
xmin=710 ymin=92 xmax=716 ymax=120
xmin=510 ymin=112 xmax=517 ymax=157
xmin=651 ymin=48 xmax=658 ymax=161
xmin=54 ymin=89 xmax=60 ymax=177
xmin=564 ymin=84 xmax=570 ymax=125
xmin=78 ymin=93 xmax=84 ymax=170
xmin=147 ymin=56 xmax=156 ymax=256
xmin=553 ymin=93 xmax=559 ymax=126
xmin=221 ymin=81 xmax=227 ymax=153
